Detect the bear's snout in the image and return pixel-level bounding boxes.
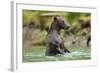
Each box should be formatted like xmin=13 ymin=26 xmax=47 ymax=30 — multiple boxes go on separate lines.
xmin=65 ymin=24 xmax=70 ymax=29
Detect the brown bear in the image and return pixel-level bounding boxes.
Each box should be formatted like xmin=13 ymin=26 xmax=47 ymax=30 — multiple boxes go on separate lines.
xmin=45 ymin=16 xmax=70 ymax=56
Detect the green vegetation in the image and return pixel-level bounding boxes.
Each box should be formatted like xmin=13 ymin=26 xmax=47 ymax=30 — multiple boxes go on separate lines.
xmin=22 ymin=10 xmax=91 ymax=62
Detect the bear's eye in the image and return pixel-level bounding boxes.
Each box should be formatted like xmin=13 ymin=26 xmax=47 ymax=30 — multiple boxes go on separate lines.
xmin=62 ymin=21 xmax=64 ymax=23
xmin=61 ymin=21 xmax=65 ymax=24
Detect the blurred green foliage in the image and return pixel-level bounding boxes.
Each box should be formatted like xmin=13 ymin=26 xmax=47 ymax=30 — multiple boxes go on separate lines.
xmin=23 ymin=10 xmax=91 ymax=49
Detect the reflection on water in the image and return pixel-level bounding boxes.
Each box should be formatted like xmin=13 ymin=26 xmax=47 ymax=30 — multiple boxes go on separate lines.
xmin=23 ymin=47 xmax=91 ymax=62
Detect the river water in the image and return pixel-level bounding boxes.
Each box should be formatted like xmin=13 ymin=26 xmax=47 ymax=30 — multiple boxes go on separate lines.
xmin=23 ymin=46 xmax=91 ymax=62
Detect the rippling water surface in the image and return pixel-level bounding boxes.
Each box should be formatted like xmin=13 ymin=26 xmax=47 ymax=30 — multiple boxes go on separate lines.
xmin=23 ymin=46 xmax=91 ymax=62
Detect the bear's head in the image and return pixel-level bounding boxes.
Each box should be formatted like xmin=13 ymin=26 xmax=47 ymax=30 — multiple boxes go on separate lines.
xmin=54 ymin=16 xmax=70 ymax=29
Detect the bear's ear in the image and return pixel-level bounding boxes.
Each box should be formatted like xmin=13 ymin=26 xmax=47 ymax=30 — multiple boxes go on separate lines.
xmin=54 ymin=17 xmax=57 ymax=21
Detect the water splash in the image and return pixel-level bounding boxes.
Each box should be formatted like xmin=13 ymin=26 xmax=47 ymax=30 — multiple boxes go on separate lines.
xmin=23 ymin=50 xmax=91 ymax=62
